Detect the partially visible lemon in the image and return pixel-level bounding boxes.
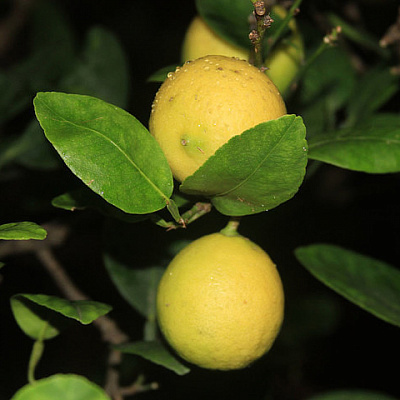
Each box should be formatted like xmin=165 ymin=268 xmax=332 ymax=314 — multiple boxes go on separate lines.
xmin=149 ymin=55 xmax=286 ymax=182
xmin=181 ymin=5 xmax=304 ymax=94
xmin=156 ymin=232 xmax=284 ymax=370
xmin=182 ymin=16 xmax=249 ymax=62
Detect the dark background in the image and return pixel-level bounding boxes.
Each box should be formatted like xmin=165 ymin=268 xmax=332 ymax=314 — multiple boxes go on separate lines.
xmin=0 ymin=0 xmax=399 ymax=399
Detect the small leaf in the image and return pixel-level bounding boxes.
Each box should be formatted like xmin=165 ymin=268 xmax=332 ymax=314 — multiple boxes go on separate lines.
xmin=308 ymin=113 xmax=400 ymax=173
xmin=0 ymin=222 xmax=47 ymax=240
xmin=24 ymin=294 xmax=112 ymax=324
xmin=34 ymin=92 xmax=173 ymax=214
xmin=104 ymin=255 xmax=163 ymax=319
xmin=295 ymin=244 xmax=400 ymax=327
xmin=180 ymin=115 xmax=307 ymax=216
xmin=11 ymin=374 xmax=111 ymax=400
xmin=115 ymin=341 xmax=190 ymax=375
xmin=11 ymin=295 xmax=66 ymax=340
xmin=11 ymin=294 xmax=112 ymax=340
xmin=307 ymin=389 xmax=398 ymax=400
xmin=147 ymin=65 xmax=177 ymax=83
xmin=52 ymin=187 xmax=148 ymax=223
xmin=60 ymin=27 xmax=130 ymax=108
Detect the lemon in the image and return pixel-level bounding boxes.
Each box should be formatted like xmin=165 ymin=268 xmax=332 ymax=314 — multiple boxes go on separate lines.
xmin=149 ymin=55 xmax=286 ymax=182
xmin=181 ymin=6 xmax=304 ymax=94
xmin=156 ymin=232 xmax=284 ymax=370
xmin=182 ymin=16 xmax=249 ymax=62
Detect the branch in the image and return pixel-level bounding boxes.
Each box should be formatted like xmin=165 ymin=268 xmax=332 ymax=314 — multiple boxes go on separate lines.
xmin=0 ymin=222 xmax=147 ymax=399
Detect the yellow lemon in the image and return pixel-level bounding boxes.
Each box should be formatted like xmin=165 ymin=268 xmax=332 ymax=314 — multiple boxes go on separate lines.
xmin=182 ymin=16 xmax=249 ymax=62
xmin=181 ymin=6 xmax=304 ymax=94
xmin=264 ymin=6 xmax=304 ymax=94
xmin=156 ymin=232 xmax=284 ymax=370
xmin=149 ymin=55 xmax=286 ymax=182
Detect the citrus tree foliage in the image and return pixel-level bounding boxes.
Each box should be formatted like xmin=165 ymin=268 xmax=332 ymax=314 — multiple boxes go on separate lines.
xmin=1 ymin=0 xmax=399 ymax=399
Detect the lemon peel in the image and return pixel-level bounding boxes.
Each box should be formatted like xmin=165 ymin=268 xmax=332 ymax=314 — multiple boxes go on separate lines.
xmin=181 ymin=6 xmax=304 ymax=94
xmin=149 ymin=55 xmax=286 ymax=182
xmin=156 ymin=232 xmax=284 ymax=370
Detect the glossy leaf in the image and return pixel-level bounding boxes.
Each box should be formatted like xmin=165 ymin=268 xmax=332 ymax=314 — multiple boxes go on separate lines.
xmin=308 ymin=114 xmax=400 ymax=173
xmin=11 ymin=374 xmax=111 ymax=400
xmin=307 ymin=389 xmax=398 ymax=400
xmin=0 ymin=222 xmax=47 ymax=240
xmin=295 ymin=244 xmax=400 ymax=327
xmin=180 ymin=115 xmax=307 ymax=216
xmin=34 ymin=92 xmax=173 ymax=214
xmin=115 ymin=341 xmax=190 ymax=375
xmin=52 ymin=188 xmax=147 ymax=223
xmin=104 ymin=254 xmax=163 ymax=320
xmin=60 ymin=27 xmax=130 ymax=108
xmin=11 ymin=294 xmax=112 ymax=340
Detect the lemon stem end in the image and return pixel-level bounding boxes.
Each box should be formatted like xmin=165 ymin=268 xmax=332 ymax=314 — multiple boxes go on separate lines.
xmin=220 ymin=218 xmax=241 ymax=237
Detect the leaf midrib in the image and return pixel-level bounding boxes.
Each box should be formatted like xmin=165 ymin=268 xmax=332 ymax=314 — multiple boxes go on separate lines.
xmin=37 ymin=97 xmax=170 ymax=202
xmin=216 ymin=117 xmax=298 ymax=198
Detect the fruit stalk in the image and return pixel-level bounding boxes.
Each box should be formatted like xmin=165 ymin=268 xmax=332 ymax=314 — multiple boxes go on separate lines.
xmin=220 ymin=217 xmax=241 ymax=237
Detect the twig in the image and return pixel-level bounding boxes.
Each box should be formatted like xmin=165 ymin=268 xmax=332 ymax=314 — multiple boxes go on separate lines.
xmin=249 ymin=0 xmax=274 ymax=68
xmin=0 ymin=222 xmax=139 ymax=399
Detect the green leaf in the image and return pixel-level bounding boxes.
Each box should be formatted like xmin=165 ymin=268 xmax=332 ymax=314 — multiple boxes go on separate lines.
xmin=307 ymin=389 xmax=398 ymax=400
xmin=11 ymin=294 xmax=112 ymax=340
xmin=0 ymin=1 xmax=75 ymax=124
xmin=52 ymin=187 xmax=148 ymax=223
xmin=345 ymin=68 xmax=399 ymax=127
xmin=180 ymin=115 xmax=307 ymax=216
xmin=147 ymin=65 xmax=177 ymax=83
xmin=11 ymin=295 xmax=67 ymax=340
xmin=115 ymin=341 xmax=190 ymax=375
xmin=104 ymin=255 xmax=163 ymax=320
xmin=28 ymin=0 xmax=76 ymax=85
xmin=34 ymin=92 xmax=173 ymax=214
xmin=308 ymin=113 xmax=400 ymax=173
xmin=0 ymin=222 xmax=47 ymax=240
xmin=11 ymin=374 xmax=111 ymax=400
xmin=300 ymin=46 xmax=356 ymax=138
xmin=196 ymin=0 xmax=253 ymax=50
xmin=295 ymin=244 xmax=400 ymax=327
xmin=60 ymin=27 xmax=130 ymax=109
